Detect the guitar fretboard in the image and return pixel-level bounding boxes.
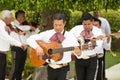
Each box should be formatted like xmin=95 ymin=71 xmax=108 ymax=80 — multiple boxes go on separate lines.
xmin=48 ymin=46 xmax=81 ymax=54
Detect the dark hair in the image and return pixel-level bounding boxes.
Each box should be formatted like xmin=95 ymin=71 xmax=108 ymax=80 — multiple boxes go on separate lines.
xmin=30 ymin=22 xmax=37 ymax=28
xmin=15 ymin=10 xmax=25 ymax=19
xmin=93 ymin=17 xmax=101 ymax=26
xmin=81 ymin=12 xmax=93 ymax=22
xmin=53 ymin=13 xmax=66 ymax=22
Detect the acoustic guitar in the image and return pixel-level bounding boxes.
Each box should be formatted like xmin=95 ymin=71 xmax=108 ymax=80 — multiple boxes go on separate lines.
xmin=29 ymin=40 xmax=81 ymax=67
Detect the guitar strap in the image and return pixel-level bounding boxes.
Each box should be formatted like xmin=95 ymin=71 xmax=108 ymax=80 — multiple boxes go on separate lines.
xmin=62 ymin=30 xmax=65 ymax=35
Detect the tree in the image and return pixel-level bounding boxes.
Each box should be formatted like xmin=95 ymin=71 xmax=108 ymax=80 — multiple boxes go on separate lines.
xmin=1 ymin=0 xmax=120 ymax=29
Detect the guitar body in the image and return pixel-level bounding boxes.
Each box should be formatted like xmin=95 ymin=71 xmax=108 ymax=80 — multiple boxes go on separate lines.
xmin=29 ymin=40 xmax=62 ymax=67
xmin=29 ymin=47 xmax=46 ymax=67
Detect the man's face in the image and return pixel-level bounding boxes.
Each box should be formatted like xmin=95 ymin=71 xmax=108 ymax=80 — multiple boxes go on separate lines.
xmin=93 ymin=11 xmax=100 ymax=18
xmin=17 ymin=13 xmax=25 ymax=23
xmin=6 ymin=13 xmax=13 ymax=25
xmin=93 ymin=21 xmax=101 ymax=28
xmin=82 ymin=20 xmax=93 ymax=31
xmin=53 ymin=20 xmax=66 ymax=33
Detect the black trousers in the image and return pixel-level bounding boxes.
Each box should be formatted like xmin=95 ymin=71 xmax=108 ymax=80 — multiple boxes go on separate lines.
xmin=75 ymin=56 xmax=97 ymax=80
xmin=96 ymin=49 xmax=106 ymax=80
xmin=47 ymin=65 xmax=69 ymax=80
xmin=96 ymin=57 xmax=104 ymax=80
xmin=9 ymin=46 xmax=27 ymax=80
xmin=0 ymin=52 xmax=6 ymax=80
xmin=103 ymin=49 xmax=106 ymax=79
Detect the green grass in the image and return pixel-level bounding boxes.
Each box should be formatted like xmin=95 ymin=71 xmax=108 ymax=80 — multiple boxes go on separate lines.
xmin=106 ymin=50 xmax=120 ymax=68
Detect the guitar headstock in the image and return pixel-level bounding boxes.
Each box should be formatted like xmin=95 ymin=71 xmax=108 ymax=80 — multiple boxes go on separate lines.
xmin=96 ymin=35 xmax=107 ymax=40
xmin=111 ymin=32 xmax=120 ymax=39
xmin=77 ymin=36 xmax=85 ymax=45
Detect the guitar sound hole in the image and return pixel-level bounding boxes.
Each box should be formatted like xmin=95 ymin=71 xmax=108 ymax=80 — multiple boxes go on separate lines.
xmin=48 ymin=49 xmax=53 ymax=55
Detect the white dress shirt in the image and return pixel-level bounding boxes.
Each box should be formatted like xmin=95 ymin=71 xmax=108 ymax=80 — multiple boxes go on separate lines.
xmin=25 ymin=28 xmax=40 ymax=38
xmin=10 ymin=20 xmax=31 ymax=44
xmin=27 ymin=29 xmax=79 ymax=64
xmin=99 ymin=17 xmax=111 ymax=50
xmin=99 ymin=27 xmax=111 ymax=51
xmin=99 ymin=17 xmax=111 ymax=35
xmin=11 ymin=20 xmax=30 ymax=31
xmin=70 ymin=25 xmax=104 ymax=59
xmin=0 ymin=20 xmax=21 ymax=51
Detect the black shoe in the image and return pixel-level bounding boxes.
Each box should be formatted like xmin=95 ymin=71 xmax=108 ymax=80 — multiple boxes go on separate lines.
xmin=104 ymin=77 xmax=108 ymax=80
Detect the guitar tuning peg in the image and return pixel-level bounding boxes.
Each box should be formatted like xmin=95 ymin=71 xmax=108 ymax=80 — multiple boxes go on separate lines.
xmin=77 ymin=36 xmax=85 ymax=45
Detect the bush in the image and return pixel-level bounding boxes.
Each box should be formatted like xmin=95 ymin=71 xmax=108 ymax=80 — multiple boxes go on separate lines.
xmin=100 ymin=10 xmax=120 ymax=32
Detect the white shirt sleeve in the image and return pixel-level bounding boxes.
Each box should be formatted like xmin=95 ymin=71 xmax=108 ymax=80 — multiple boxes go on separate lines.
xmin=26 ymin=31 xmax=47 ymax=49
xmin=18 ymin=25 xmax=31 ymax=31
xmin=103 ymin=38 xmax=111 ymax=50
xmin=0 ymin=26 xmax=21 ymax=47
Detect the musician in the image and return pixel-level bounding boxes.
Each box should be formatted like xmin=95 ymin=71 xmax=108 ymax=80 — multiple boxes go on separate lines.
xmin=93 ymin=17 xmax=111 ymax=80
xmin=27 ymin=13 xmax=81 ymax=80
xmin=9 ymin=10 xmax=30 ymax=80
xmin=93 ymin=10 xmax=111 ymax=80
xmin=0 ymin=10 xmax=23 ymax=80
xmin=25 ymin=22 xmax=40 ymax=38
xmin=70 ymin=12 xmax=104 ymax=80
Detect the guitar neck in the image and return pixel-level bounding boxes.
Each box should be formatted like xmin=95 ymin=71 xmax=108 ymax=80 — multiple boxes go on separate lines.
xmin=93 ymin=32 xmax=120 ymax=40
xmin=111 ymin=32 xmax=120 ymax=36
xmin=47 ymin=32 xmax=120 ymax=54
xmin=48 ymin=46 xmax=79 ymax=54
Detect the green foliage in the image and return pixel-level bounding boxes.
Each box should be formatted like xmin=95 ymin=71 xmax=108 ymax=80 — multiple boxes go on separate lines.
xmin=67 ymin=10 xmax=82 ymax=30
xmin=1 ymin=0 xmax=120 ymax=28
xmin=100 ymin=10 xmax=120 ymax=32
xmin=68 ymin=9 xmax=120 ymax=32
xmin=1 ymin=0 xmax=120 ymax=12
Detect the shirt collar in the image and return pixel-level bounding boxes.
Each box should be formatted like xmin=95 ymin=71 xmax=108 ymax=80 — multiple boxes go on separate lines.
xmin=53 ymin=29 xmax=65 ymax=34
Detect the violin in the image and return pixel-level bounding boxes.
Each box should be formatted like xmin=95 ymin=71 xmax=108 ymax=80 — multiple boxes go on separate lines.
xmin=8 ymin=24 xmax=25 ymax=34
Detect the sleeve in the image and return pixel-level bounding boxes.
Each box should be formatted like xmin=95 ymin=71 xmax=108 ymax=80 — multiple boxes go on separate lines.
xmin=95 ymin=40 xmax=104 ymax=54
xmin=62 ymin=31 xmax=79 ymax=47
xmin=69 ymin=25 xmax=82 ymax=38
xmin=94 ymin=29 xmax=104 ymax=53
xmin=66 ymin=32 xmax=83 ymax=58
xmin=0 ymin=27 xmax=21 ymax=47
xmin=103 ymin=20 xmax=111 ymax=50
xmin=26 ymin=32 xmax=45 ymax=49
xmin=18 ymin=25 xmax=31 ymax=31
xmin=103 ymin=38 xmax=111 ymax=50
xmin=35 ymin=28 xmax=40 ymax=33
xmin=105 ymin=19 xmax=111 ymax=34
xmin=11 ymin=21 xmax=31 ymax=31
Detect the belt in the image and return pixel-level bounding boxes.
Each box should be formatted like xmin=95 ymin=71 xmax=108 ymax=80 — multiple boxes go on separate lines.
xmin=81 ymin=54 xmax=97 ymax=60
xmin=97 ymin=53 xmax=103 ymax=58
xmin=48 ymin=63 xmax=68 ymax=69
xmin=0 ymin=51 xmax=7 ymax=54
